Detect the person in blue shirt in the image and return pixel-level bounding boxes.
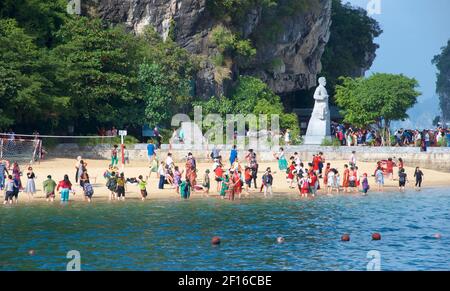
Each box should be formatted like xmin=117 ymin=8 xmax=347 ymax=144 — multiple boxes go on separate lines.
xmin=366 ymin=131 xmax=373 ymax=144
xmin=147 ymin=140 xmax=156 ymax=163
xmin=229 ymin=145 xmax=238 ymax=166
xmin=0 ymin=160 xmax=9 ymax=190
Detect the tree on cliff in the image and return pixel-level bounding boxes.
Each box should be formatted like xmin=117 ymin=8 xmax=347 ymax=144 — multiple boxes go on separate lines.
xmin=51 ymin=17 xmax=144 ymax=132
xmin=195 ymin=76 xmax=301 ymax=142
xmin=322 ymin=0 xmax=382 ymax=97
xmin=138 ymin=28 xmax=198 ymax=128
xmin=432 ymin=39 xmax=450 ymax=123
xmin=0 ymin=19 xmax=68 ymax=130
xmin=0 ymin=0 xmax=68 ymax=47
xmin=335 ymin=73 xmax=420 ymax=145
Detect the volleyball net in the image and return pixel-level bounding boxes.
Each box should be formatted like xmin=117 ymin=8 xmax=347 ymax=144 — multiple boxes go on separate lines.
xmin=0 ymin=136 xmax=41 ymax=166
xmin=0 ymin=133 xmax=121 ymax=167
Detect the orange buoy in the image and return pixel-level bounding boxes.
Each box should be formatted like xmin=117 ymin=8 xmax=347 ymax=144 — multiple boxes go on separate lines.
xmin=372 ymin=233 xmax=381 ymax=241
xmin=211 ymin=236 xmax=221 ymax=245
xmin=341 ymin=234 xmax=350 ymax=242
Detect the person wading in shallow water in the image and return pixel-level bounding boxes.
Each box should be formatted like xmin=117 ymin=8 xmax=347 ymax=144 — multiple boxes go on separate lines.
xmin=261 ymin=168 xmax=273 ymax=198
xmin=43 ymin=175 xmax=57 ymax=202
xmin=398 ymin=168 xmax=408 ymax=192
xmin=414 ymin=167 xmax=424 ymax=191
xmin=342 ymin=164 xmax=350 ymax=193
xmin=57 ymin=175 xmax=73 ymax=203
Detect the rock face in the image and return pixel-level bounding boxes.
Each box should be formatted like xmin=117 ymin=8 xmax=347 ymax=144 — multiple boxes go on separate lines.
xmin=82 ymin=0 xmax=332 ymax=98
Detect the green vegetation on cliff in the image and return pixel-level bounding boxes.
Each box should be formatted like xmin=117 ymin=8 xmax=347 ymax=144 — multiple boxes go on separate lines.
xmin=432 ymin=40 xmax=450 ymax=122
xmin=195 ymin=76 xmax=301 ymax=142
xmin=321 ymin=0 xmax=382 ymax=97
xmin=0 ymin=11 xmax=198 ymax=134
xmin=1 ymin=0 xmax=383 ymax=139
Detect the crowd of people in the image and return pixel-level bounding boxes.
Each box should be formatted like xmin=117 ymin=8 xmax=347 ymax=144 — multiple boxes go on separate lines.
xmin=331 ymin=122 xmax=450 ymax=149
xmin=0 ymin=138 xmax=430 ymax=205
xmin=97 ymin=127 xmax=118 ymax=137
xmin=277 ymin=150 xmax=425 ymax=196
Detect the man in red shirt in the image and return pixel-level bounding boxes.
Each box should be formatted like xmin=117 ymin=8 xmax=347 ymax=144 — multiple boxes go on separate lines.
xmin=386 ymin=158 xmax=396 ymax=180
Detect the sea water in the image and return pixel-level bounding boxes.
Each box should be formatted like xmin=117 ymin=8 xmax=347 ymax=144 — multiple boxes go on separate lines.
xmin=1 ymin=188 xmax=449 ymax=271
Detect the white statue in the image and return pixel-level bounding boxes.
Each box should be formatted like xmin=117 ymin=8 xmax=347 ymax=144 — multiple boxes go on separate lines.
xmin=304 ymin=77 xmax=331 ymax=144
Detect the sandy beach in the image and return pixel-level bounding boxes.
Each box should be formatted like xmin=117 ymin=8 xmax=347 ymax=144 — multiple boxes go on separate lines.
xmin=6 ymin=156 xmax=450 ymax=203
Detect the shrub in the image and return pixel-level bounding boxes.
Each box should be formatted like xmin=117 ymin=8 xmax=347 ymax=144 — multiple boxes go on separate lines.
xmin=321 ymin=138 xmax=341 ymax=147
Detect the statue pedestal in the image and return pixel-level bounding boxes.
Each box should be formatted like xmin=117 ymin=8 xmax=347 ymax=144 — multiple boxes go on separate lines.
xmin=303 ymin=135 xmax=332 ymax=145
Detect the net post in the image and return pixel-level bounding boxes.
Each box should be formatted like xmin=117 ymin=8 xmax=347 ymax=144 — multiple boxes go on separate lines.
xmin=119 ymin=130 xmax=127 ymax=172
xmin=0 ymin=138 xmax=3 ymax=159
xmin=31 ymin=138 xmax=40 ymax=165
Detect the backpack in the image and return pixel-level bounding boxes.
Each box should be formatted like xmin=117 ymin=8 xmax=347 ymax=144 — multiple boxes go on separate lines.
xmin=264 ymin=174 xmax=272 ymax=185
xmin=84 ymin=183 xmax=94 ymax=196
xmin=106 ymin=177 xmax=117 ymax=191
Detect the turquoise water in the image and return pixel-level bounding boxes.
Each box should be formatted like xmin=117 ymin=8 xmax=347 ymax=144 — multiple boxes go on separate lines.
xmin=1 ymin=189 xmax=450 ymax=271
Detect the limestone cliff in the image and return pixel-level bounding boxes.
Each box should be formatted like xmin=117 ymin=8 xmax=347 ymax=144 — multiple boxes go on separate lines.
xmin=82 ymin=0 xmax=332 ymax=98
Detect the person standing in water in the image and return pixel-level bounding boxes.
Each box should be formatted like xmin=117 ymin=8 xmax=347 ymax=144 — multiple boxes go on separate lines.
xmin=361 ymin=173 xmax=370 ymax=195
xmin=83 ymin=180 xmax=94 ymax=203
xmin=43 ymin=175 xmax=57 ymax=202
xmin=79 ymin=169 xmax=90 ymax=188
xmin=386 ymin=158 xmax=396 ymax=180
xmin=375 ymin=166 xmax=384 ymax=192
xmin=116 ymin=172 xmax=126 ymax=201
xmin=106 ymin=172 xmax=117 ymax=200
xmin=298 ymin=173 xmax=310 ymax=198
xmin=3 ymin=175 xmax=15 ymax=205
xmin=57 ymin=175 xmax=73 ymax=203
xmin=12 ymin=162 xmax=22 ymax=190
xmin=0 ymin=159 xmax=9 ymax=191
xmin=414 ymin=167 xmax=424 ymax=191
xmin=398 ymin=168 xmax=408 ymax=192
xmin=342 ymin=164 xmax=350 ymax=193
xmin=219 ymin=173 xmax=230 ymax=199
xmin=262 ymin=168 xmax=273 ymax=198
xmin=326 ymin=167 xmax=334 ymax=194
xmin=214 ymin=164 xmax=224 ymax=193
xmin=173 ymin=166 xmax=183 ymax=194
xmin=137 ymin=175 xmax=148 ymax=200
